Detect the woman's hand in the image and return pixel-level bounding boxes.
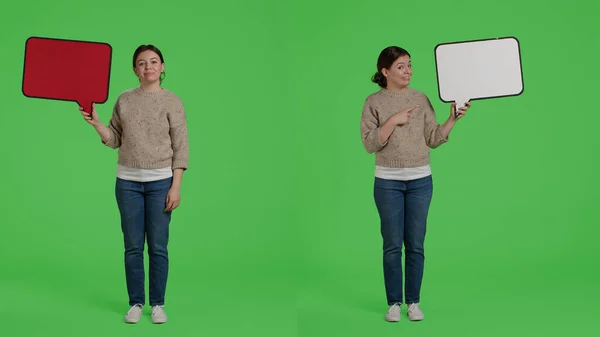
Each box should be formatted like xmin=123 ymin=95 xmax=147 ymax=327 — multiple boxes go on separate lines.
xmin=392 ymin=105 xmax=419 ymax=125
xmin=79 ymin=103 xmax=102 ymax=126
xmin=451 ymin=101 xmax=471 ymax=120
xmin=165 ymin=187 xmax=181 ymax=212
xmin=378 ymin=105 xmax=419 ymax=145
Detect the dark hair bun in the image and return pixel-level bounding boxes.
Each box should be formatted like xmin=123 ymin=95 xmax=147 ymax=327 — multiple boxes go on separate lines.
xmin=371 ymin=71 xmax=386 ymax=88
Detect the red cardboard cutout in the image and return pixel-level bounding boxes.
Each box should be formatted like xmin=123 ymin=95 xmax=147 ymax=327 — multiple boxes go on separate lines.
xmin=22 ymin=37 xmax=112 ymax=114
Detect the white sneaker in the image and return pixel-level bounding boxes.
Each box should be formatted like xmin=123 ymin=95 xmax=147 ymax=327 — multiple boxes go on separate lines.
xmin=385 ymin=303 xmax=401 ymax=322
xmin=124 ymin=304 xmax=143 ymax=324
xmin=151 ymin=305 xmax=167 ymax=324
xmin=407 ymin=303 xmax=424 ymax=321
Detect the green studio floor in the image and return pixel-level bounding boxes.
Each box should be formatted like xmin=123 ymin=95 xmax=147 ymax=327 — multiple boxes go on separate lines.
xmin=3 ymin=261 xmax=294 ymax=336
xmin=298 ymin=269 xmax=599 ymax=337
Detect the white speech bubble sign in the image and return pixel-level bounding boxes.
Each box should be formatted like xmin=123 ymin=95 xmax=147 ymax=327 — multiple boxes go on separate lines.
xmin=434 ymin=37 xmax=524 ymax=114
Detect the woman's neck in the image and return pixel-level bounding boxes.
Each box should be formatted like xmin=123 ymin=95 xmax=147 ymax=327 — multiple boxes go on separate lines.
xmin=385 ymin=85 xmax=408 ymax=93
xmin=140 ymin=81 xmax=162 ymax=92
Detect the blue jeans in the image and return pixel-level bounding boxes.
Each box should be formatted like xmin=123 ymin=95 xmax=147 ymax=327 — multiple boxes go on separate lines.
xmin=374 ymin=175 xmax=433 ymax=305
xmin=115 ymin=177 xmax=173 ymax=307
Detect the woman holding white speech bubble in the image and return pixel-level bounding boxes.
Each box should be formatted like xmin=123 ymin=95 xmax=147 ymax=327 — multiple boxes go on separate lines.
xmin=360 ymin=46 xmax=470 ymax=323
xmin=79 ymin=44 xmax=188 ymax=325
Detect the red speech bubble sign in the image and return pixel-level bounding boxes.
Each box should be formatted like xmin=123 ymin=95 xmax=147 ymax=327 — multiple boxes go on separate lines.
xmin=22 ymin=37 xmax=112 ymax=114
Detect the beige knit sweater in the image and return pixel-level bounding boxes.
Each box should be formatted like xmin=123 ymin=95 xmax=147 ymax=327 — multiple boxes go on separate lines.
xmin=103 ymin=87 xmax=189 ymax=170
xmin=360 ymin=88 xmax=447 ymax=168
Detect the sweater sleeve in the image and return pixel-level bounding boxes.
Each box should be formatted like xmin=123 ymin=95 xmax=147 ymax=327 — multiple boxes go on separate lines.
xmin=422 ymin=95 xmax=448 ymax=149
xmin=103 ymin=100 xmax=123 ymax=149
xmin=360 ymin=97 xmax=387 ymax=153
xmin=168 ymin=99 xmax=189 ymax=170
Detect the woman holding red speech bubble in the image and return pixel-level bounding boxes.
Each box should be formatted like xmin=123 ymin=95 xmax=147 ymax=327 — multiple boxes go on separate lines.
xmin=360 ymin=46 xmax=470 ymax=323
xmin=80 ymin=44 xmax=188 ymax=325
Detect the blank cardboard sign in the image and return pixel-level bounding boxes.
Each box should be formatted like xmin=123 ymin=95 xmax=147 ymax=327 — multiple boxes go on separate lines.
xmin=434 ymin=37 xmax=524 ymax=111
xmin=22 ymin=37 xmax=112 ymax=114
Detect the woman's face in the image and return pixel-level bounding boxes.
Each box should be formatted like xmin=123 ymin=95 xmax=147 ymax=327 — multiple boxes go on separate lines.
xmin=134 ymin=50 xmax=164 ymax=84
xmin=382 ymin=55 xmax=412 ymax=90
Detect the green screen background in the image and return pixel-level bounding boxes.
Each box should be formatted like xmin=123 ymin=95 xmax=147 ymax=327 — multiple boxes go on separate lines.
xmin=1 ymin=0 xmax=598 ymax=336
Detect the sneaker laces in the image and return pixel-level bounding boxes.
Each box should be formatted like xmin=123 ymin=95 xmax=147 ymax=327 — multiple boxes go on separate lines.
xmin=388 ymin=303 xmax=401 ymax=314
xmin=152 ymin=305 xmax=164 ymax=315
xmin=407 ymin=303 xmax=420 ymax=313
xmin=127 ymin=304 xmax=142 ymax=314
